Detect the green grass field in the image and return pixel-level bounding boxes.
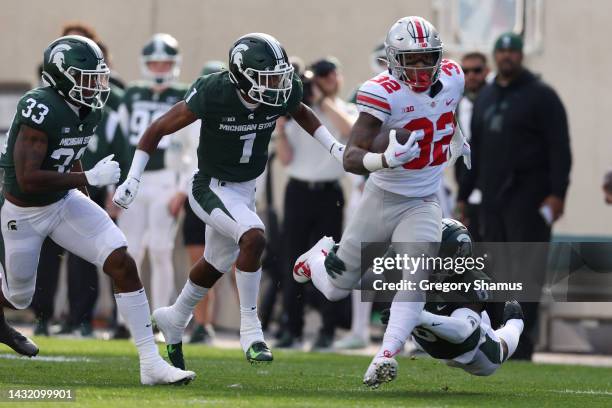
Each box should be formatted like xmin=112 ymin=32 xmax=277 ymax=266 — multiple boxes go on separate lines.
xmin=0 ymin=337 xmax=611 ymax=407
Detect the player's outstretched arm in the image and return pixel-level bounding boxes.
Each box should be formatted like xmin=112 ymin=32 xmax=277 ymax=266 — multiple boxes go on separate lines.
xmin=114 ymin=101 xmax=197 ymax=209
xmin=290 ymin=102 xmax=345 ymax=164
xmin=14 ymin=125 xmax=119 ymax=193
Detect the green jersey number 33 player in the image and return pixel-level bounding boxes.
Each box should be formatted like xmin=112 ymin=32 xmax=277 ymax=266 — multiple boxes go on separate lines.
xmin=113 ymin=33 xmax=345 ymax=369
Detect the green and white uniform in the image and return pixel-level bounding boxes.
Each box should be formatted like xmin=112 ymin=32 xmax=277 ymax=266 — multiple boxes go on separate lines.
xmin=412 ymin=269 xmax=504 ymax=376
xmin=116 ymin=81 xmax=196 ymax=310
xmin=185 ymin=71 xmax=302 ymax=273
xmin=0 ymin=87 xmax=127 ymax=309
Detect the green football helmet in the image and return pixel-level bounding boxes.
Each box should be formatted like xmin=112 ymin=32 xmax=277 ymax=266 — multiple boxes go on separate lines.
xmin=200 ymin=60 xmax=226 ymax=76
xmin=228 ymin=33 xmax=294 ymax=106
xmin=141 ymin=33 xmax=181 ymax=86
xmin=439 ymin=218 xmax=473 ymax=259
xmin=42 ymin=35 xmax=110 ymax=109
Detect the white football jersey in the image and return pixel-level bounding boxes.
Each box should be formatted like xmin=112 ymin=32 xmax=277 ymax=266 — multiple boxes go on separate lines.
xmin=356 ymin=59 xmax=465 ymax=197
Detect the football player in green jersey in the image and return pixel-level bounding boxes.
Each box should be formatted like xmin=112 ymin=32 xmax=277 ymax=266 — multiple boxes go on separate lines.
xmin=116 ymin=34 xmax=197 ymax=316
xmin=114 ymin=33 xmax=346 ymax=368
xmin=0 ymin=35 xmax=195 ymax=385
xmin=374 ymin=219 xmax=525 ymax=386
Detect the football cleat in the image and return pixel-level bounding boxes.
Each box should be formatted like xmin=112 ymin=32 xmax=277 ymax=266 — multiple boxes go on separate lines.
xmin=293 ymin=236 xmax=335 ymax=283
xmin=140 ymin=357 xmax=195 ymax=386
xmin=363 ymin=357 xmax=398 ymax=389
xmin=152 ymin=307 xmax=188 ymax=369
xmin=166 ymin=343 xmax=185 ymax=370
xmin=0 ymin=322 xmax=39 ymax=357
xmin=502 ymin=300 xmax=524 ymax=324
xmin=245 ymin=341 xmax=273 ymax=364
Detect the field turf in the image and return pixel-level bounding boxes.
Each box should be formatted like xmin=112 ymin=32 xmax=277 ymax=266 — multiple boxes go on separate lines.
xmin=0 ymin=337 xmax=611 ymax=407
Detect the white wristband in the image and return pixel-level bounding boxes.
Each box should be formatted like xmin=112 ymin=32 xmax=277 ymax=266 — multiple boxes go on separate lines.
xmin=313 ymin=125 xmax=337 ymax=153
xmin=128 ymin=149 xmax=150 ymax=180
xmin=363 ymin=152 xmax=384 ymax=172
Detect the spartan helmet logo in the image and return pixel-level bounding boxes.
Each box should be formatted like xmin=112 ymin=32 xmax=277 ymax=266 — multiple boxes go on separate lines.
xmin=231 ymin=44 xmax=249 ymax=68
xmin=49 ymin=43 xmax=72 ymax=73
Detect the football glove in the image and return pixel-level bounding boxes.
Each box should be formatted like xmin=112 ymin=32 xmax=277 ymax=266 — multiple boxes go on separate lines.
xmin=113 ymin=176 xmax=140 ymax=209
xmin=383 ymin=130 xmax=423 ymax=169
xmin=84 ymin=154 xmax=120 ymax=187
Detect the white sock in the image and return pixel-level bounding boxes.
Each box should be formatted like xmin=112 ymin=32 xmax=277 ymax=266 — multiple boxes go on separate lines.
xmin=377 ymin=300 xmax=424 ymax=358
xmin=496 ymin=319 xmax=524 ymax=361
xmin=351 ymin=290 xmax=372 ymax=341
xmin=310 ymin=255 xmax=350 ymax=302
xmin=235 ymin=268 xmax=263 ymax=350
xmin=114 ymin=288 xmax=160 ymax=365
xmin=170 ymin=279 xmax=208 ymax=328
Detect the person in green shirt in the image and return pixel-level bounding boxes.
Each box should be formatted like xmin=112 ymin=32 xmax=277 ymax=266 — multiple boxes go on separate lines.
xmin=0 ymin=35 xmax=194 ymax=385
xmin=114 ymin=33 xmax=346 ymax=369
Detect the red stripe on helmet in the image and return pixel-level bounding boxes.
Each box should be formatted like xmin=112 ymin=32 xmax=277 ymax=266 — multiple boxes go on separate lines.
xmin=413 ymin=19 xmax=425 ymax=43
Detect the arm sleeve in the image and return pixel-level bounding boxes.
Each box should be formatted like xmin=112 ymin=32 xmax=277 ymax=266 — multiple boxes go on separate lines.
xmin=419 ymin=308 xmax=481 ymax=344
xmin=354 ymin=81 xmax=391 ymax=125
xmin=539 ymin=86 xmax=572 ymax=198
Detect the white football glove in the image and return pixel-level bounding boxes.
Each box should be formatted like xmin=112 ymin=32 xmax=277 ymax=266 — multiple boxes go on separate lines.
xmin=448 ymin=124 xmax=472 ymax=169
xmin=84 ymin=154 xmax=120 ymax=187
xmin=113 ymin=176 xmax=140 ymax=209
xmin=383 ymin=130 xmax=423 ymax=168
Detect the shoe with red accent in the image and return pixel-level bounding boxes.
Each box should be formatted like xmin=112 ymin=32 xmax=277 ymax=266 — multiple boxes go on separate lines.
xmin=363 ymin=356 xmax=398 ymax=388
xmin=293 ymin=236 xmax=335 ymax=283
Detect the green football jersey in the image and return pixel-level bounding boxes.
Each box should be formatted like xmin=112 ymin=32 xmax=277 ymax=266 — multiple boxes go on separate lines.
xmin=412 ymin=269 xmax=492 ymax=360
xmin=0 ymin=87 xmax=102 ymax=206
xmin=120 ymin=81 xmax=188 ymax=171
xmin=185 ymin=71 xmax=303 ymax=182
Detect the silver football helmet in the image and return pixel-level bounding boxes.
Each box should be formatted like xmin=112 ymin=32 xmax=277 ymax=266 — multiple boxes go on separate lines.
xmin=141 ymin=33 xmax=181 ymax=86
xmin=384 ymin=16 xmax=443 ymax=91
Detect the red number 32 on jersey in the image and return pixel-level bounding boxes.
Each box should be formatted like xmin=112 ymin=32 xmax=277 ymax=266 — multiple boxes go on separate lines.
xmin=403 ymin=111 xmax=455 ymax=170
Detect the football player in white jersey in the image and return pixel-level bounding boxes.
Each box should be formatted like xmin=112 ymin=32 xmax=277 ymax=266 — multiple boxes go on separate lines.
xmin=293 ymin=16 xmax=471 ymax=387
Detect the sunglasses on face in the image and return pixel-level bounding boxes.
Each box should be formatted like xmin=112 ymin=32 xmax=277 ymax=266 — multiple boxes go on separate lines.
xmin=462 ymin=66 xmax=484 ymax=74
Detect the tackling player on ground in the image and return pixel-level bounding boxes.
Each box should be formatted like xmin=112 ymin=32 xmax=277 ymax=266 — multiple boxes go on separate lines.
xmin=292 ymin=16 xmax=471 ymax=387
xmin=113 ymin=33 xmax=345 ymax=367
xmin=379 ymin=219 xmax=525 ymax=382
xmin=0 ymin=36 xmax=194 ymax=385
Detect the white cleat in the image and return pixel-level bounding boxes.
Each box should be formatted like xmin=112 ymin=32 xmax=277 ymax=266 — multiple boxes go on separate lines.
xmin=363 ymin=357 xmax=398 ymax=389
xmin=152 ymin=306 xmax=189 ymax=345
xmin=293 ymin=236 xmax=335 ymax=283
xmin=140 ymin=358 xmax=196 ymax=385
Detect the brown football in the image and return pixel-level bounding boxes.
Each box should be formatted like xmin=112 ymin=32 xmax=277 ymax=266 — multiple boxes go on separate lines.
xmin=370 ymin=128 xmax=413 ymax=153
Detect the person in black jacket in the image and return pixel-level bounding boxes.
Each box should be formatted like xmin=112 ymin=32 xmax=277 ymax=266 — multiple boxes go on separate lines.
xmin=457 ymin=32 xmax=572 ymax=360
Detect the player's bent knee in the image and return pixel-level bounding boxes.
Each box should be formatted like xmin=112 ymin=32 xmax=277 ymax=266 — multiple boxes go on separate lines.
xmin=239 ymin=229 xmax=266 ymax=257
xmin=103 ymin=247 xmax=138 ymax=282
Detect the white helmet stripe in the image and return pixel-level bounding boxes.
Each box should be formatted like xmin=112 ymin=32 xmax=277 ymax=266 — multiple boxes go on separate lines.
xmin=252 ymin=33 xmax=283 ymax=62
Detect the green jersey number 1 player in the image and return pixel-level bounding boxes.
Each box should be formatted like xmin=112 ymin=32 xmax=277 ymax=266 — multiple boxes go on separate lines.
xmin=0 ymin=35 xmax=195 ymax=385
xmin=114 ymin=33 xmax=345 ymax=368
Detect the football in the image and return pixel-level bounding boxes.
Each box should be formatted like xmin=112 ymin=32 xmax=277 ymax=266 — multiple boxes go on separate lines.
xmin=370 ymin=128 xmax=414 ymax=153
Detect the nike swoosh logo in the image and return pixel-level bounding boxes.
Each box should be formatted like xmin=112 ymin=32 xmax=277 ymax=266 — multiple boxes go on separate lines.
xmin=249 ymin=348 xmax=263 ymax=358
xmin=445 ymin=98 xmax=454 ymax=106
xmin=431 ymin=322 xmax=442 ymax=326
xmin=394 ymin=152 xmax=404 ymax=158
xmin=145 ymin=323 xmax=151 ymax=327
xmin=266 ymin=115 xmax=279 ymax=120
xmin=436 ymin=305 xmax=446 ymax=311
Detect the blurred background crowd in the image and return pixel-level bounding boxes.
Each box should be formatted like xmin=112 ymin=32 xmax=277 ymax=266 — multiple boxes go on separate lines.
xmin=1 ymin=0 xmax=612 ymax=360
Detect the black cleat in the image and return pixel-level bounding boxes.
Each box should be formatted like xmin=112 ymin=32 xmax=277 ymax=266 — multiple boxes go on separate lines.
xmin=503 ymin=300 xmax=524 ymax=324
xmin=166 ymin=343 xmax=185 ymax=370
xmin=246 ymin=341 xmax=273 ymax=364
xmin=0 ymin=323 xmax=39 ymax=357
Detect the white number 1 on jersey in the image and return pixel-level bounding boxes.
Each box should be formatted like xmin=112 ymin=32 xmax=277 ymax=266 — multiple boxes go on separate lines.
xmin=239 ymin=132 xmax=256 ymax=164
